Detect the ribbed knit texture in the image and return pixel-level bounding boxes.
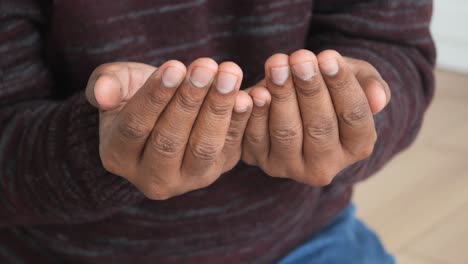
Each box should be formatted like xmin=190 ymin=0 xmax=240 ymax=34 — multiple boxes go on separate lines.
xmin=0 ymin=0 xmax=435 ymax=263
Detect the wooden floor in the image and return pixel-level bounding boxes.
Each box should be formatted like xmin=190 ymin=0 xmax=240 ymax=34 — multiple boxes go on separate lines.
xmin=354 ymin=70 xmax=468 ymax=264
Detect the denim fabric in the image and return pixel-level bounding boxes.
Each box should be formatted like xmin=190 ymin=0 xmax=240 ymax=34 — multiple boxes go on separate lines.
xmin=278 ymin=204 xmax=395 ymax=264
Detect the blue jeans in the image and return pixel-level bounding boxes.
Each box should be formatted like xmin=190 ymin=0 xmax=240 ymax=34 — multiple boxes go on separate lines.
xmin=278 ymin=204 xmax=395 ymax=264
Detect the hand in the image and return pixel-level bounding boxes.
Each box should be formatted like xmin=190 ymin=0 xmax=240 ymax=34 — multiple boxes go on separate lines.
xmin=242 ymin=49 xmax=390 ymax=186
xmin=85 ymin=59 xmax=253 ymax=200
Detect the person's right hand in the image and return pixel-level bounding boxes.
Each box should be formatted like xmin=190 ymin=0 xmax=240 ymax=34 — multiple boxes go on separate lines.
xmin=85 ymin=59 xmax=253 ymax=200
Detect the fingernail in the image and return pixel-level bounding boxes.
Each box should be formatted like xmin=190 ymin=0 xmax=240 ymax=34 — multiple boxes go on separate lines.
xmin=162 ymin=67 xmax=185 ymax=88
xmin=253 ymin=98 xmax=266 ymax=107
xmin=216 ymin=72 xmax=238 ymax=94
xmin=189 ymin=67 xmax=215 ymax=88
xmin=292 ymin=62 xmax=316 ymax=81
xmin=270 ymin=66 xmax=290 ymax=86
xmin=320 ymin=59 xmax=339 ymax=77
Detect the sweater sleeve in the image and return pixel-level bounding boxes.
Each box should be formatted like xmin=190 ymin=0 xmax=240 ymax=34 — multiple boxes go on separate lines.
xmin=0 ymin=1 xmax=144 ymax=227
xmin=307 ymin=0 xmax=436 ymax=184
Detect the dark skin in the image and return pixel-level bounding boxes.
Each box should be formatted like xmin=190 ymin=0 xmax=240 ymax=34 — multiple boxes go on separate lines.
xmin=85 ymin=49 xmax=390 ymax=200
xmin=243 ymin=49 xmax=390 ymax=186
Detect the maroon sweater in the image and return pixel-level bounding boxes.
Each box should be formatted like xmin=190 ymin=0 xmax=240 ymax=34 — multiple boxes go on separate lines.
xmin=0 ymin=0 xmax=435 ymax=263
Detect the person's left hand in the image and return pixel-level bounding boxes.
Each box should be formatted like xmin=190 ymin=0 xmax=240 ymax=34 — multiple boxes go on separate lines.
xmin=242 ymin=49 xmax=391 ymax=186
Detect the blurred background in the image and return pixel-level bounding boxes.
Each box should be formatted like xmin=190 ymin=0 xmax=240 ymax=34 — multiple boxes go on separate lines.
xmin=354 ymin=1 xmax=468 ymax=263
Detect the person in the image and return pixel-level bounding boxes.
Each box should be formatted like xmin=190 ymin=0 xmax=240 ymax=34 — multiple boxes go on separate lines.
xmin=0 ymin=0 xmax=435 ymax=263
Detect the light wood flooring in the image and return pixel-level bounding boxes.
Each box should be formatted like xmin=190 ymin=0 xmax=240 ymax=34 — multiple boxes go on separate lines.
xmin=354 ymin=70 xmax=468 ymax=264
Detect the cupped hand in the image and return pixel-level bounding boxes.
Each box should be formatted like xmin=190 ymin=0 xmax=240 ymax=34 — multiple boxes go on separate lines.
xmin=85 ymin=59 xmax=253 ymax=200
xmin=242 ymin=49 xmax=390 ymax=186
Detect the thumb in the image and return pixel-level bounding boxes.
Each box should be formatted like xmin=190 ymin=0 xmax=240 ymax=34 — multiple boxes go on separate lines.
xmin=345 ymin=57 xmax=391 ymax=114
xmin=85 ymin=62 xmax=156 ymax=111
xmin=360 ymin=77 xmax=391 ymax=114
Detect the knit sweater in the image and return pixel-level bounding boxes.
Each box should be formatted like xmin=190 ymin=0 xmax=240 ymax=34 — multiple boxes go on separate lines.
xmin=0 ymin=0 xmax=435 ymax=263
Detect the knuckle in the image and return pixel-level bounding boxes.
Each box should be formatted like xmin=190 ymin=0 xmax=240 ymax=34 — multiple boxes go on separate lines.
xmin=296 ymin=79 xmax=323 ymax=98
xmin=304 ymin=117 xmax=337 ymax=144
xmin=344 ymin=129 xmax=377 ymax=159
xmin=142 ymin=185 xmax=172 ymax=200
xmin=329 ymin=78 xmax=351 ymax=92
xmin=251 ymin=108 xmax=268 ymax=119
xmin=143 ymin=90 xmax=167 ymax=112
xmin=117 ymin=112 xmax=151 ymax=140
xmin=225 ymin=127 xmax=242 ymax=144
xmin=150 ymin=130 xmax=184 ymax=159
xmin=189 ymin=140 xmax=220 ymax=161
xmin=271 ymin=89 xmax=295 ymax=103
xmin=313 ymin=174 xmax=334 ymax=186
xmin=206 ymin=102 xmax=232 ymax=119
xmin=270 ymin=124 xmax=302 ymax=145
xmin=138 ymin=175 xmax=179 ymax=200
xmin=226 ymin=116 xmax=248 ymax=145
xmin=175 ymin=92 xmax=202 ymax=113
xmin=306 ymin=167 xmax=336 ymax=186
xmin=244 ymin=132 xmax=265 ymax=145
xmin=339 ymin=101 xmax=370 ymax=127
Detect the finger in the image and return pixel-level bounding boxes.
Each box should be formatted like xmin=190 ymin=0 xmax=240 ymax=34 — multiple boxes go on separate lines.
xmin=289 ymin=49 xmax=340 ymax=160
xmin=318 ymin=50 xmax=376 ymax=159
xmin=139 ymin=58 xmax=218 ymax=190
xmin=182 ymin=62 xmax=243 ymax=188
xmin=345 ymin=57 xmax=391 ymax=114
xmin=102 ymin=61 xmax=186 ymax=174
xmin=242 ymin=86 xmax=271 ymax=167
xmin=85 ymin=62 xmax=156 ymax=110
xmin=264 ymin=53 xmax=303 ymax=165
xmin=222 ymin=90 xmax=253 ymax=172
xmin=361 ymin=78 xmax=389 ymax=114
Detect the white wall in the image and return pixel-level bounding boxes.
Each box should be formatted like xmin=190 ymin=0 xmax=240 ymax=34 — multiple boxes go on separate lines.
xmin=432 ymin=0 xmax=468 ymax=73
